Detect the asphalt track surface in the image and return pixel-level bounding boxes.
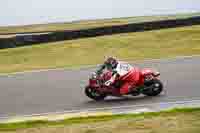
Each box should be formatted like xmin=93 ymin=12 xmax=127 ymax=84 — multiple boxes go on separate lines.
xmin=0 ymin=57 xmax=200 ymax=118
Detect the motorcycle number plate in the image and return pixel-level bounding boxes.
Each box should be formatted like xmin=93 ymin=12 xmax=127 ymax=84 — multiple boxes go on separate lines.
xmin=120 ymin=64 xmax=131 ymax=72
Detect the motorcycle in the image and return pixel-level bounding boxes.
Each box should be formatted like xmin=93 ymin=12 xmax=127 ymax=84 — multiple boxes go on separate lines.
xmin=85 ymin=66 xmax=164 ymax=101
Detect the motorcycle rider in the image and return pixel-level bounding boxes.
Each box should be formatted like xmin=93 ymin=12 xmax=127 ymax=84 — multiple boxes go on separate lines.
xmin=96 ymin=56 xmax=138 ymax=95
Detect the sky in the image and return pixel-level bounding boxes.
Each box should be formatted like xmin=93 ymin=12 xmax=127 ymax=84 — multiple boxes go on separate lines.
xmin=0 ymin=0 xmax=200 ymax=26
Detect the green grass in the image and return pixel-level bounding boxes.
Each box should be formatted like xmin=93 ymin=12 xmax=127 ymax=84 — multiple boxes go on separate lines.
xmin=0 ymin=24 xmax=200 ymax=73
xmin=0 ymin=12 xmax=199 ymax=35
xmin=1 ymin=107 xmax=200 ymax=132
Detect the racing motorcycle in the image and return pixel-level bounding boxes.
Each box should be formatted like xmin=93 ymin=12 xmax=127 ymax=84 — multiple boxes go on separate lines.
xmin=85 ymin=66 xmax=164 ymax=101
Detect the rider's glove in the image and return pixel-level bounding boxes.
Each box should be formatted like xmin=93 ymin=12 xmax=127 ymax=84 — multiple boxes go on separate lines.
xmin=105 ymin=80 xmax=112 ymax=86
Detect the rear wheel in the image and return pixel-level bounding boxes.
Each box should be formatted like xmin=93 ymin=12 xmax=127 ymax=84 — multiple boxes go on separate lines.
xmin=85 ymin=87 xmax=106 ymax=101
xmin=142 ymin=79 xmax=163 ymax=96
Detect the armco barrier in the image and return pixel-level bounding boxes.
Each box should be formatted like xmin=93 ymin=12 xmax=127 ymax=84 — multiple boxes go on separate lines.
xmin=0 ymin=16 xmax=200 ymax=49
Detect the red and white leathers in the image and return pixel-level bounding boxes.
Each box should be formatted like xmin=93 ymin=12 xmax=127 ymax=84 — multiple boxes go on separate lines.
xmin=105 ymin=61 xmax=141 ymax=94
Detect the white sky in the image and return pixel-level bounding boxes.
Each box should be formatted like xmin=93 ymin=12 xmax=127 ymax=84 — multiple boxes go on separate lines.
xmin=0 ymin=0 xmax=200 ymax=26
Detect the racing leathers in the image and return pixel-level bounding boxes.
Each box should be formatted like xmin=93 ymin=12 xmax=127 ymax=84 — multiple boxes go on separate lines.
xmin=97 ymin=61 xmax=139 ymax=95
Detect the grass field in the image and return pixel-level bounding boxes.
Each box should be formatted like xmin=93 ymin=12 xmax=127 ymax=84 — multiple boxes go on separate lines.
xmin=1 ymin=108 xmax=200 ymax=132
xmin=0 ymin=12 xmax=199 ymax=35
xmin=0 ymin=24 xmax=200 ymax=73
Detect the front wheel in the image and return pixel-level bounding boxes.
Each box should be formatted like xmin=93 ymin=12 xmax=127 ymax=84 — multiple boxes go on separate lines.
xmin=85 ymin=87 xmax=106 ymax=101
xmin=142 ymin=79 xmax=163 ymax=96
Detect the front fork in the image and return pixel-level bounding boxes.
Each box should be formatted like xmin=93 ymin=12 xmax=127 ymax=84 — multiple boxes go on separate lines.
xmin=135 ymin=77 xmax=156 ymax=92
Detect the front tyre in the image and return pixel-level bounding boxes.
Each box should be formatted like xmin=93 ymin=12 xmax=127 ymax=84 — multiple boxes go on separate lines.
xmin=85 ymin=87 xmax=106 ymax=101
xmin=142 ymin=79 xmax=163 ymax=96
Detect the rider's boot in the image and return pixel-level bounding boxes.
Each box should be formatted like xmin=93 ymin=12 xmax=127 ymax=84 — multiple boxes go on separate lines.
xmin=108 ymin=85 xmax=121 ymax=96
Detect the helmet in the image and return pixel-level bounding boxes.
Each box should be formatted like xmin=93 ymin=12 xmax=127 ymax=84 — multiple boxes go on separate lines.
xmin=104 ymin=57 xmax=118 ymax=69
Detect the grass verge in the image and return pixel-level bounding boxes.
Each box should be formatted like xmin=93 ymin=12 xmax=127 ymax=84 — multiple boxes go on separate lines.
xmin=1 ymin=107 xmax=200 ymax=132
xmin=0 ymin=24 xmax=200 ymax=73
xmin=0 ymin=12 xmax=199 ymax=35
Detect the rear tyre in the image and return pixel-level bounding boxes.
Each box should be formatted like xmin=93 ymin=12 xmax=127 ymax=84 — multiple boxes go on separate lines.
xmin=142 ymin=79 xmax=163 ymax=96
xmin=85 ymin=87 xmax=106 ymax=101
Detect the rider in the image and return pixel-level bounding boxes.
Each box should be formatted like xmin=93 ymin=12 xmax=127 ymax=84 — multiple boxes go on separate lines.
xmin=96 ymin=56 xmax=137 ymax=95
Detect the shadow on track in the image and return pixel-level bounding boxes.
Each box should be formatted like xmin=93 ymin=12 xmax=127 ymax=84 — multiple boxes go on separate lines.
xmin=83 ymin=94 xmax=165 ymax=107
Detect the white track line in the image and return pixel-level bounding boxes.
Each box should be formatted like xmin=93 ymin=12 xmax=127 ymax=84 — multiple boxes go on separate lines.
xmin=0 ymin=99 xmax=200 ymax=120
